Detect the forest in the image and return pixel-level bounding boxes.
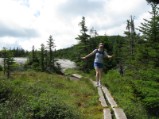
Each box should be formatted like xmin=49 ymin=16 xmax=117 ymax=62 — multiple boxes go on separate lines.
xmin=0 ymin=0 xmax=159 ymax=119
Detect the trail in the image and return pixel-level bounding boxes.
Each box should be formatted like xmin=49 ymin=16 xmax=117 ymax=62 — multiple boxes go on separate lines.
xmin=90 ymin=79 xmax=127 ymax=119
xmin=71 ymin=74 xmax=127 ymax=119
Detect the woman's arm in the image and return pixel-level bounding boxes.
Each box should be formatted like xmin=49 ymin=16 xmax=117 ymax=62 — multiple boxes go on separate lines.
xmin=81 ymin=49 xmax=96 ymax=60
xmin=104 ymin=51 xmax=113 ymax=59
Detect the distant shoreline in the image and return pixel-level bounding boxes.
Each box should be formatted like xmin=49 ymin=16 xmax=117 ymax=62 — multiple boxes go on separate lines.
xmin=0 ymin=57 xmax=28 ymax=65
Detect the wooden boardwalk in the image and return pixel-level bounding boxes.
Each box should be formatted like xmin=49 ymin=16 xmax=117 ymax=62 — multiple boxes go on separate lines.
xmin=90 ymin=79 xmax=127 ymax=119
xmin=70 ymin=74 xmax=127 ymax=119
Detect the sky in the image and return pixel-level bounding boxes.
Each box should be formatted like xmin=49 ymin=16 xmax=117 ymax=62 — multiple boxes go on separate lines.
xmin=0 ymin=0 xmax=151 ymax=51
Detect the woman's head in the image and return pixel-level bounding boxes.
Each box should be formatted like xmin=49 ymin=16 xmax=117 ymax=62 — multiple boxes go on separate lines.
xmin=98 ymin=43 xmax=104 ymax=49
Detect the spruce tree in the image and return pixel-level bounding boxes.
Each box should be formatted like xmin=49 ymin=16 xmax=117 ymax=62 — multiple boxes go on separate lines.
xmin=47 ymin=35 xmax=55 ymax=70
xmin=40 ymin=43 xmax=45 ymax=71
xmin=32 ymin=45 xmax=35 ymax=62
xmin=4 ymin=50 xmax=15 ymax=78
xmin=76 ymin=17 xmax=90 ymax=72
xmin=125 ymin=16 xmax=136 ymax=59
xmin=2 ymin=47 xmax=7 ymax=75
xmin=146 ymin=0 xmax=159 ymax=4
xmin=77 ymin=17 xmax=90 ymax=46
xmin=138 ymin=3 xmax=159 ymax=67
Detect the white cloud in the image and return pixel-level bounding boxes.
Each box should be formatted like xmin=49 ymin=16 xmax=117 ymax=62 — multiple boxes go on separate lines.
xmin=0 ymin=0 xmax=152 ymax=51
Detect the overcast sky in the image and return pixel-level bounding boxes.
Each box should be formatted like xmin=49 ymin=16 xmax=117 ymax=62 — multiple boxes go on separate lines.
xmin=0 ymin=0 xmax=151 ymax=51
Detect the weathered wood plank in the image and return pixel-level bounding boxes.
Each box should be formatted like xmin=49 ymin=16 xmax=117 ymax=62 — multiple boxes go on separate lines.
xmin=104 ymin=108 xmax=112 ymax=119
xmin=102 ymin=86 xmax=118 ymax=108
xmin=102 ymin=86 xmax=127 ymax=119
xmin=97 ymin=87 xmax=108 ymax=107
xmin=71 ymin=74 xmax=82 ymax=79
xmin=89 ymin=79 xmax=97 ymax=87
xmin=113 ymin=108 xmax=127 ymax=119
xmin=90 ymin=80 xmax=111 ymax=118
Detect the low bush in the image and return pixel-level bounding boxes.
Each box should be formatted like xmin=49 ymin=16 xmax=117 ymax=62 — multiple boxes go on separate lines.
xmin=0 ymin=65 xmax=3 ymax=71
xmin=132 ymin=80 xmax=159 ymax=116
xmin=102 ymin=70 xmax=154 ymax=119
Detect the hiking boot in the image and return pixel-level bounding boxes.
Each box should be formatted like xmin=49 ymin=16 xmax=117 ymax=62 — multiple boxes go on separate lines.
xmin=98 ymin=81 xmax=102 ymax=87
xmin=96 ymin=81 xmax=99 ymax=87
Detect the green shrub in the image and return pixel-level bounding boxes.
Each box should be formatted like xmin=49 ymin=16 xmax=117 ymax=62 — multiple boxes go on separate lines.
xmin=0 ymin=80 xmax=13 ymax=103
xmin=143 ymin=97 xmax=159 ymax=115
xmin=102 ymin=70 xmax=149 ymax=119
xmin=0 ymin=65 xmax=3 ymax=71
xmin=139 ymin=69 xmax=159 ymax=81
xmin=22 ymin=97 xmax=80 ymax=119
xmin=132 ymin=79 xmax=159 ymax=115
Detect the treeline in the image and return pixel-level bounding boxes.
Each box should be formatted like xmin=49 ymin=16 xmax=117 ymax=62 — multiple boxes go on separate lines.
xmin=55 ymin=16 xmax=128 ymax=73
xmin=0 ymin=35 xmax=62 ymax=79
xmin=26 ymin=35 xmax=61 ymax=74
xmin=0 ymin=48 xmax=29 ymax=57
xmin=56 ymin=3 xmax=159 ymax=75
xmin=55 ymin=35 xmax=125 ymax=72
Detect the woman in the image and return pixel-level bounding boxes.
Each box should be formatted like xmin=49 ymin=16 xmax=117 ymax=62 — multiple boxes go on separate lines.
xmin=81 ymin=43 xmax=112 ymax=87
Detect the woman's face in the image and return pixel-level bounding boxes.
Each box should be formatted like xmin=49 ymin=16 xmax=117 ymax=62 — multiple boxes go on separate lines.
xmin=99 ymin=43 xmax=104 ymax=49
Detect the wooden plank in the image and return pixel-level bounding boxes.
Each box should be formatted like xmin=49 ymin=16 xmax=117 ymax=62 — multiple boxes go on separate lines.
xmin=113 ymin=108 xmax=127 ymax=119
xmin=104 ymin=108 xmax=112 ymax=119
xmin=97 ymin=87 xmax=108 ymax=107
xmin=90 ymin=80 xmax=108 ymax=107
xmin=89 ymin=79 xmax=97 ymax=87
xmin=89 ymin=79 xmax=127 ymax=119
xmin=69 ymin=76 xmax=80 ymax=80
xmin=71 ymin=74 xmax=82 ymax=79
xmin=102 ymin=86 xmax=118 ymax=108
xmin=90 ymin=79 xmax=111 ymax=118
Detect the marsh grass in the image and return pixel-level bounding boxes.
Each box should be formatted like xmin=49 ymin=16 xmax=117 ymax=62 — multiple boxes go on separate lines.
xmin=0 ymin=71 xmax=102 ymax=119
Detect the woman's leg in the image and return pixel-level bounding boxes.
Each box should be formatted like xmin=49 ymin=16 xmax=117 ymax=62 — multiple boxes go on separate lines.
xmin=95 ymin=67 xmax=100 ymax=83
xmin=98 ymin=68 xmax=103 ymax=85
xmin=98 ymin=68 xmax=103 ymax=81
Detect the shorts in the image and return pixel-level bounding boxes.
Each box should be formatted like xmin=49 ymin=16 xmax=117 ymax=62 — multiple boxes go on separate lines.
xmin=94 ymin=62 xmax=103 ymax=68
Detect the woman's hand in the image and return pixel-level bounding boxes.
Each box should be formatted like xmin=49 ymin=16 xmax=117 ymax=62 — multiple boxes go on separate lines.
xmin=108 ymin=55 xmax=113 ymax=59
xmin=81 ymin=57 xmax=86 ymax=60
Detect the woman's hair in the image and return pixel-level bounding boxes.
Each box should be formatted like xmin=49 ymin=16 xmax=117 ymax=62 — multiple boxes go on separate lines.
xmin=98 ymin=43 xmax=104 ymax=48
xmin=99 ymin=43 xmax=104 ymax=45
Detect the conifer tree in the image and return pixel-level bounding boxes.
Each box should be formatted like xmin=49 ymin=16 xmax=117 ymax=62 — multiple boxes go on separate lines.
xmin=2 ymin=47 xmax=7 ymax=75
xmin=40 ymin=43 xmax=45 ymax=71
xmin=76 ymin=17 xmax=90 ymax=50
xmin=44 ymin=49 xmax=49 ymax=69
xmin=76 ymin=17 xmax=90 ymax=72
xmin=3 ymin=50 xmax=15 ymax=78
xmin=138 ymin=3 xmax=159 ymax=67
xmin=47 ymin=35 xmax=55 ymax=70
xmin=146 ymin=0 xmax=159 ymax=4
xmin=32 ymin=45 xmax=35 ymax=62
xmin=125 ymin=16 xmax=136 ymax=59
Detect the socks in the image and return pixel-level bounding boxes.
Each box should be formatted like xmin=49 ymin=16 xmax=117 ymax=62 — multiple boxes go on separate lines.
xmin=96 ymin=79 xmax=101 ymax=87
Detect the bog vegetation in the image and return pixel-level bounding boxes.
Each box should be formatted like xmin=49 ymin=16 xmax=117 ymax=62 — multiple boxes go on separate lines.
xmin=0 ymin=1 xmax=159 ymax=119
xmin=0 ymin=71 xmax=102 ymax=119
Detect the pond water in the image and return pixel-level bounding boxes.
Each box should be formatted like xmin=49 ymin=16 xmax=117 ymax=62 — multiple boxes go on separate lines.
xmin=0 ymin=58 xmax=76 ymax=71
xmin=56 ymin=59 xmax=76 ymax=71
xmin=0 ymin=57 xmax=28 ymax=65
